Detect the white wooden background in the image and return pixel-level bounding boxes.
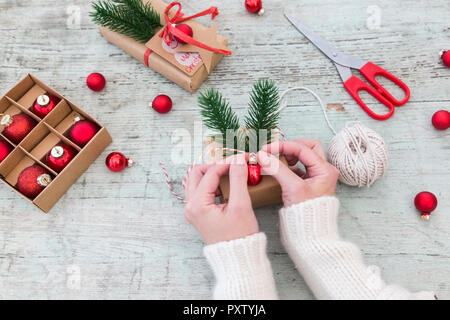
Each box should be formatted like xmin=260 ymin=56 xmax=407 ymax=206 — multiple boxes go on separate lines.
xmin=0 ymin=0 xmax=448 ymax=300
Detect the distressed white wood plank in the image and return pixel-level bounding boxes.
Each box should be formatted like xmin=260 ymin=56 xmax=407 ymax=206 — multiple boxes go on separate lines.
xmin=0 ymin=0 xmax=449 ymax=300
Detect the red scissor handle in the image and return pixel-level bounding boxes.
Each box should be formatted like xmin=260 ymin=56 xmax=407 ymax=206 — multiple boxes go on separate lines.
xmin=360 ymin=62 xmax=410 ymax=106
xmin=343 ymin=75 xmax=395 ymax=120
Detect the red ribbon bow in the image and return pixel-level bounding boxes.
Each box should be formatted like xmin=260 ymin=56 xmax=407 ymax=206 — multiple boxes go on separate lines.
xmin=159 ymin=2 xmax=231 ymax=56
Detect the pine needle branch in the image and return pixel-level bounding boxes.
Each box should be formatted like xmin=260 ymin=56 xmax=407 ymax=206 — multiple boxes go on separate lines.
xmin=244 ymin=79 xmax=280 ymax=148
xmin=90 ymin=0 xmax=162 ymax=44
xmin=198 ymin=88 xmax=240 ymax=146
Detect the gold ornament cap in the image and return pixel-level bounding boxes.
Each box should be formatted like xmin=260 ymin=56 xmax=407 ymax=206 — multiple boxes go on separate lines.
xmin=249 ymin=153 xmax=258 ymax=165
xmin=127 ymin=159 xmax=134 ymax=168
xmin=51 ymin=146 xmax=64 ymax=159
xmin=37 ymin=174 xmax=52 ymax=187
xmin=421 ymin=213 xmax=431 ymax=221
xmin=37 ymin=95 xmax=50 ymax=107
xmin=0 ymin=114 xmax=13 ymax=127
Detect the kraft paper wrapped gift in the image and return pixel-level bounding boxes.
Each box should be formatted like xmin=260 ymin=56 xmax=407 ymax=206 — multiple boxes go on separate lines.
xmin=98 ymin=0 xmax=230 ymax=93
xmin=205 ymin=139 xmax=286 ymax=209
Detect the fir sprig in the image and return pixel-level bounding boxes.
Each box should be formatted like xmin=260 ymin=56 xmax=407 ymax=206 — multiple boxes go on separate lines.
xmin=244 ymin=79 xmax=280 ymax=149
xmin=244 ymin=79 xmax=280 ymax=131
xmin=90 ymin=0 xmax=162 ymax=44
xmin=199 ymin=80 xmax=281 ymax=153
xmin=199 ymin=88 xmax=240 ymax=137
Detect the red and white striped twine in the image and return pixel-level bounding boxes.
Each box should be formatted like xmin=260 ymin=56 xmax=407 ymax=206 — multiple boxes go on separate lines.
xmin=159 ymin=162 xmax=187 ymax=203
xmin=160 ymin=132 xmax=287 ymax=204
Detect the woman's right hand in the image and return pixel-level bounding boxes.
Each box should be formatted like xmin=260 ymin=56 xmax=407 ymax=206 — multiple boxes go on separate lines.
xmin=257 ymin=139 xmax=339 ymax=207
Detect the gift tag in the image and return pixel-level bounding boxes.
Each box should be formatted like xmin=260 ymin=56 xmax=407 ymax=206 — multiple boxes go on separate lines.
xmin=161 ymin=39 xmax=203 ymax=73
xmin=146 ymin=25 xmax=204 ymax=76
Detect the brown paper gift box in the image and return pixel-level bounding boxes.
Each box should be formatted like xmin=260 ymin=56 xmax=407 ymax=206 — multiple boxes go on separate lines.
xmin=98 ymin=0 xmax=229 ymax=93
xmin=0 ymin=74 xmax=112 ymax=213
xmin=205 ymin=140 xmax=286 ymax=209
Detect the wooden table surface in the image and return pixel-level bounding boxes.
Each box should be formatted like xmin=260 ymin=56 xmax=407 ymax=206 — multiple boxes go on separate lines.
xmin=0 ymin=0 xmax=448 ymax=300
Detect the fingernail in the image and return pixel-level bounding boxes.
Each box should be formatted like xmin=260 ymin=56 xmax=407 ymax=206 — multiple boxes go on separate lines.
xmin=257 ymin=151 xmax=271 ymax=166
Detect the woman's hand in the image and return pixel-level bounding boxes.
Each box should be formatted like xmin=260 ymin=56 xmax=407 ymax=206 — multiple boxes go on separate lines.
xmin=258 ymin=139 xmax=339 ymax=207
xmin=184 ymin=154 xmax=259 ymax=245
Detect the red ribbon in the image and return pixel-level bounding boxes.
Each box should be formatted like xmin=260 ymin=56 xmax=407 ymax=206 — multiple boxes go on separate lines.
xmin=144 ymin=49 xmax=152 ymax=67
xmin=159 ymin=2 xmax=231 ymax=56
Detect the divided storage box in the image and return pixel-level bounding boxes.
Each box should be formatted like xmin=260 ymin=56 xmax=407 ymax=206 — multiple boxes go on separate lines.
xmin=0 ymin=74 xmax=112 ymax=212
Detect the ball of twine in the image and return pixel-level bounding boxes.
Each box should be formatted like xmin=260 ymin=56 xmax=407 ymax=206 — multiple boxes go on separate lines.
xmin=278 ymin=87 xmax=388 ymax=188
xmin=328 ymin=122 xmax=387 ymax=187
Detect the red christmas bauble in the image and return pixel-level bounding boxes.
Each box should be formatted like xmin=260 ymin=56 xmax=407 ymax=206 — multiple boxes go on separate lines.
xmin=106 ymin=152 xmax=133 ymax=172
xmin=69 ymin=119 xmax=100 ymax=147
xmin=46 ymin=144 xmax=77 ymax=173
xmin=32 ymin=94 xmax=60 ymax=118
xmin=87 ymin=73 xmax=106 ymax=91
xmin=152 ymin=94 xmax=173 ymax=114
xmin=17 ymin=165 xmax=52 ymax=199
xmin=414 ymin=191 xmax=438 ymax=221
xmin=174 ymin=24 xmax=193 ymax=44
xmin=440 ymin=50 xmax=450 ymax=68
xmin=247 ymin=163 xmax=262 ymax=186
xmin=245 ymin=0 xmax=264 ymax=15
xmin=2 ymin=113 xmax=37 ymax=144
xmin=432 ymin=110 xmax=450 ymax=130
xmin=0 ymin=140 xmax=13 ymax=163
xmin=247 ymin=154 xmax=262 ymax=186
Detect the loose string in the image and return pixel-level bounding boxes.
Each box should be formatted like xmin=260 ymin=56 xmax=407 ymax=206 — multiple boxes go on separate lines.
xmin=277 ymin=86 xmax=337 ymax=135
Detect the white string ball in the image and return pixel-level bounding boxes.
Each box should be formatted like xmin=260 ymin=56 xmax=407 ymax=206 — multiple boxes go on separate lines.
xmin=327 ymin=122 xmax=388 ymax=187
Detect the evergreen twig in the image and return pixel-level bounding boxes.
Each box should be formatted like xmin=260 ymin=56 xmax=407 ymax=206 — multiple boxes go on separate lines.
xmin=90 ymin=0 xmax=162 ymax=44
xmin=199 ymin=80 xmax=280 ymax=153
xmin=198 ymin=88 xmax=240 ymax=135
xmin=244 ymin=79 xmax=280 ymax=148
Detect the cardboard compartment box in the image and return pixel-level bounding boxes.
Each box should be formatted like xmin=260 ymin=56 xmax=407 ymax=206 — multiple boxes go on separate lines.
xmin=0 ymin=74 xmax=112 ymax=213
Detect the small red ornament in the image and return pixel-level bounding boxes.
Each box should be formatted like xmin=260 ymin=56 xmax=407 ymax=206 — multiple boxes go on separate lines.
xmin=247 ymin=153 xmax=262 ymax=186
xmin=432 ymin=110 xmax=450 ymax=130
xmin=414 ymin=191 xmax=438 ymax=221
xmin=87 ymin=73 xmax=106 ymax=91
xmin=46 ymin=144 xmax=77 ymax=173
xmin=1 ymin=113 xmax=37 ymax=144
xmin=17 ymin=165 xmax=52 ymax=199
xmin=0 ymin=140 xmax=12 ymax=163
xmin=245 ymin=0 xmax=264 ymax=15
xmin=105 ymin=152 xmax=133 ymax=172
xmin=151 ymin=94 xmax=173 ymax=114
xmin=69 ymin=118 xmax=100 ymax=147
xmin=440 ymin=50 xmax=450 ymax=68
xmin=32 ymin=94 xmax=60 ymax=118
xmin=174 ymin=24 xmax=193 ymax=44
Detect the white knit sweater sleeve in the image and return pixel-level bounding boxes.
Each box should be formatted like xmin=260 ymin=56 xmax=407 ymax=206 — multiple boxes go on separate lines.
xmin=279 ymin=196 xmax=436 ymax=300
xmin=203 ymin=233 xmax=278 ymax=300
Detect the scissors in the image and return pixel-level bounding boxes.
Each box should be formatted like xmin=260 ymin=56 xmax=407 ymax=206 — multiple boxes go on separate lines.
xmin=285 ymin=13 xmax=410 ymax=120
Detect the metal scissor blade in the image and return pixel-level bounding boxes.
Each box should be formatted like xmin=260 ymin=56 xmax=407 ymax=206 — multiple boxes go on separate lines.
xmin=334 ymin=63 xmax=353 ymax=82
xmin=284 ymin=13 xmax=366 ymax=69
